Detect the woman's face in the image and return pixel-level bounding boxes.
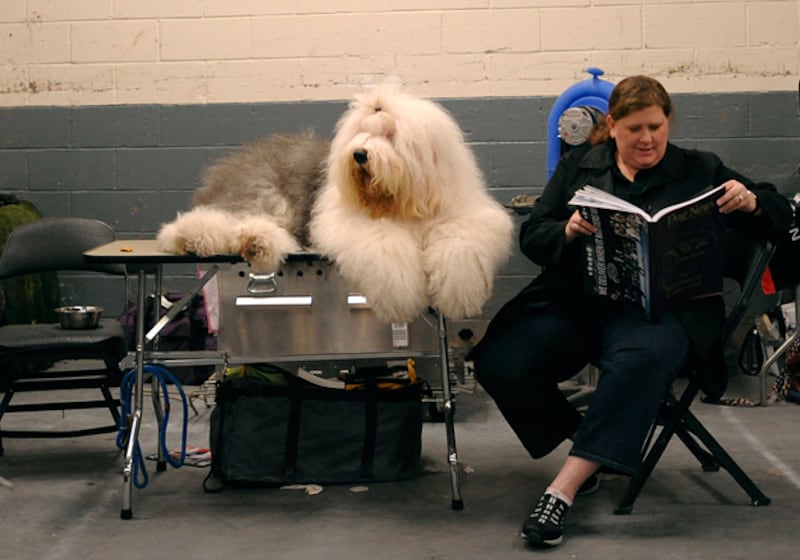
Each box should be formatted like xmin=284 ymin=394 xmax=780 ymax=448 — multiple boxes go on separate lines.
xmin=608 ymin=104 xmax=670 ymax=176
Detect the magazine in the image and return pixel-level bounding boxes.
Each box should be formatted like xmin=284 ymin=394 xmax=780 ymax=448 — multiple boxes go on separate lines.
xmin=568 ymin=184 xmax=727 ymax=318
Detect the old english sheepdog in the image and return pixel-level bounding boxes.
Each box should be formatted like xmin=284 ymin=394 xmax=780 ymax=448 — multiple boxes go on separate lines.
xmin=156 ymin=131 xmax=329 ymax=272
xmin=157 ymin=85 xmax=513 ymax=323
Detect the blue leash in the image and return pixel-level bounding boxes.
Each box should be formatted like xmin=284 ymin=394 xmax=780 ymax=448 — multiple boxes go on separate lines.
xmin=116 ymin=364 xmax=189 ymax=489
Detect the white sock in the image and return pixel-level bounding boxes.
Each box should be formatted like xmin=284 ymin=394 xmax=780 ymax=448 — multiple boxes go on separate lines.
xmin=545 ymin=486 xmax=573 ymax=507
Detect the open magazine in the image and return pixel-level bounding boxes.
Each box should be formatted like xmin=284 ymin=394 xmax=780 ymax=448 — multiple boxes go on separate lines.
xmin=568 ymin=184 xmax=727 ymax=318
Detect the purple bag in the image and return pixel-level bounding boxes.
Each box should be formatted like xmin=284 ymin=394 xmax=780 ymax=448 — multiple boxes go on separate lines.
xmin=119 ymin=293 xmax=216 ymax=384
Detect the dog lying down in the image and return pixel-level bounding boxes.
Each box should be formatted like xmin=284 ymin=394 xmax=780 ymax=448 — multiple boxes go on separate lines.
xmin=157 ymin=85 xmax=513 ymax=323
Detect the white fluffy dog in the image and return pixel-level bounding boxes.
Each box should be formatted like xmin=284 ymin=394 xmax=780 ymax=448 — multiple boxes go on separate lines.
xmin=310 ymin=85 xmax=513 ymax=322
xmin=157 ymin=84 xmax=513 ymax=323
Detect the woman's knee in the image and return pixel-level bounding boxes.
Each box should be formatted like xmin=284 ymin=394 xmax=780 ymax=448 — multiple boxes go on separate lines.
xmin=602 ymin=334 xmax=688 ymax=387
xmin=648 ymin=322 xmax=690 ymax=373
xmin=605 ymin=315 xmax=689 ymax=374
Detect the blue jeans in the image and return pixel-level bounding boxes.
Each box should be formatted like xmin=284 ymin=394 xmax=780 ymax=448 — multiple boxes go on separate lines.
xmin=472 ymin=298 xmax=690 ymax=475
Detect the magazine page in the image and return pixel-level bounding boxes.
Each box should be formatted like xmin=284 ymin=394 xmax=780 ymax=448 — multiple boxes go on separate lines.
xmin=573 ymin=184 xmax=728 ymax=318
xmin=650 ymin=184 xmax=725 ymax=222
xmin=571 ymin=184 xmax=725 ymax=224
xmin=569 ymin=186 xmax=651 ymax=220
xmin=579 ymin=206 xmax=649 ymax=309
xmin=648 ymin=194 xmax=727 ymax=314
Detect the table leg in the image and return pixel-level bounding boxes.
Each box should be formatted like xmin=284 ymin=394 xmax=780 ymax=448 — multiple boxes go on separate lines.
xmin=151 ymin=266 xmax=167 ymax=471
xmin=436 ymin=311 xmax=463 ymax=510
xmin=121 ymin=268 xmax=147 ymax=520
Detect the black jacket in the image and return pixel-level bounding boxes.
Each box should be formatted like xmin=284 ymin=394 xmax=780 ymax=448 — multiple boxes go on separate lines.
xmin=493 ymin=141 xmax=793 ymax=399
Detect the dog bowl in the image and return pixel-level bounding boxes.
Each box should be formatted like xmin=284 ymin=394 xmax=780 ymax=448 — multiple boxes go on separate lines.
xmin=55 ymin=305 xmax=103 ymax=329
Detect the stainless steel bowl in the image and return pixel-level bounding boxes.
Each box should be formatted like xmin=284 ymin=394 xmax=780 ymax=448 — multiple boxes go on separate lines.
xmin=55 ymin=305 xmax=103 ymax=329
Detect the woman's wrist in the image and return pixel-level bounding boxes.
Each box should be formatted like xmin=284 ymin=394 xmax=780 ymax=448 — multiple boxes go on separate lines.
xmin=749 ymin=191 xmax=762 ymax=215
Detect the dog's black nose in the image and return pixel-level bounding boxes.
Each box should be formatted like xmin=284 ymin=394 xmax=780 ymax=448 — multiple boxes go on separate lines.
xmin=353 ymin=149 xmax=368 ymax=165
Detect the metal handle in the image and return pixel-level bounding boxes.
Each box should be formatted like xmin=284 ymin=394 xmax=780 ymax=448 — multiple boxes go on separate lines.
xmin=347 ymin=293 xmax=369 ymax=308
xmin=235 ymin=295 xmax=312 ymax=307
xmin=246 ymin=272 xmax=277 ymax=294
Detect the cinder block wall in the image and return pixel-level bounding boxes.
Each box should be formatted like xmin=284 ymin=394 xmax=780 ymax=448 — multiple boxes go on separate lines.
xmin=0 ymin=1 xmax=798 ymax=330
xmin=2 ymin=90 xmax=797 ymax=329
xmin=1 ymin=1 xmax=797 ymax=104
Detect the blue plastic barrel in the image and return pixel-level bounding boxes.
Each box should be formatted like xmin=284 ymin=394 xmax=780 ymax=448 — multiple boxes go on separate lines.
xmin=546 ymin=68 xmax=615 ymax=179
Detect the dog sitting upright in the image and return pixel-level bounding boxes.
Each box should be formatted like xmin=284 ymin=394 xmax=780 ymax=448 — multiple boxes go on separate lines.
xmin=309 ymin=85 xmax=513 ymax=322
xmin=157 ymin=84 xmax=513 ymax=323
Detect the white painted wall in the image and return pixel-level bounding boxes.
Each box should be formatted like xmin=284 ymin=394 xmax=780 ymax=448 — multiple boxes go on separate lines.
xmin=1 ymin=0 xmax=797 ymax=106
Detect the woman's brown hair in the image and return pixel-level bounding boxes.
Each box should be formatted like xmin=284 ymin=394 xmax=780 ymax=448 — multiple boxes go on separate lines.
xmin=589 ymin=75 xmax=674 ymax=145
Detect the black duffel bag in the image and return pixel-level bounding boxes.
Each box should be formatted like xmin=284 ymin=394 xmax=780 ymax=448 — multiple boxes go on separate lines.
xmin=205 ymin=366 xmax=424 ymax=490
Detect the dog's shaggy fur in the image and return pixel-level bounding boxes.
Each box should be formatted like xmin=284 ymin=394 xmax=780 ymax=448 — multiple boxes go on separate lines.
xmin=157 ymin=85 xmax=513 ymax=323
xmin=156 ymin=132 xmax=329 ymax=272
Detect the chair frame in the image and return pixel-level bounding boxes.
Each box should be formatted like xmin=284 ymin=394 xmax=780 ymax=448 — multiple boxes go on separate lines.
xmin=614 ymin=229 xmax=775 ymax=514
xmin=0 ymin=217 xmax=128 ymax=455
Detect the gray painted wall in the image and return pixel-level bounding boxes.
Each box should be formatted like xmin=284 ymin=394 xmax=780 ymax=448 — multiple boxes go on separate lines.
xmin=1 ymin=92 xmax=798 ymax=332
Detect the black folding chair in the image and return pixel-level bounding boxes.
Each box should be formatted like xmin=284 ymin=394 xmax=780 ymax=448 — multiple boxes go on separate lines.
xmin=614 ymin=228 xmax=774 ymax=514
xmin=0 ymin=217 xmax=128 ymax=455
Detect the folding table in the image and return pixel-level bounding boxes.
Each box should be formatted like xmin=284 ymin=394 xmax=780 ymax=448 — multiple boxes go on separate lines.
xmin=84 ymin=240 xmax=463 ymax=519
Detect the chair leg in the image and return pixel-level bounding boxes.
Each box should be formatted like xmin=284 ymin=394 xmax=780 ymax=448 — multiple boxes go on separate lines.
xmin=673 ymin=423 xmax=720 ymax=472
xmin=615 ymin=381 xmax=700 ymax=515
xmin=614 ymin=405 xmax=683 ymax=515
xmin=616 ymin=380 xmax=771 ymax=514
xmin=0 ymin=389 xmax=14 ymax=457
xmin=0 ymin=376 xmax=120 ymax=444
xmin=678 ymin=408 xmax=771 ymax=507
xmin=100 ymin=384 xmax=121 ymax=426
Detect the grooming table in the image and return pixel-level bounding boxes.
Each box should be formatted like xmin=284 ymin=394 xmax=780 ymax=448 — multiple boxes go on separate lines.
xmin=84 ymin=240 xmax=463 ymax=519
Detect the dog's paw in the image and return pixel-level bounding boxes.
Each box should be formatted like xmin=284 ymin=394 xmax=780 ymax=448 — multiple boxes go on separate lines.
xmin=156 ymin=222 xmax=188 ymax=254
xmin=238 ymin=234 xmax=281 ymax=272
xmin=235 ymin=216 xmax=301 ymax=272
xmin=361 ymin=267 xmax=429 ymax=323
xmin=337 ymin=239 xmax=429 ymax=323
xmin=157 ymin=208 xmax=237 ymax=257
xmin=430 ymin=273 xmax=489 ymax=320
xmin=424 ymin=244 xmax=492 ymax=320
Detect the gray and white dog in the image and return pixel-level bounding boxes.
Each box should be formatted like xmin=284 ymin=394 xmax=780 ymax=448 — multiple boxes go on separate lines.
xmin=158 ymin=85 xmax=513 ymax=323
xmin=157 ymin=131 xmax=329 ymax=271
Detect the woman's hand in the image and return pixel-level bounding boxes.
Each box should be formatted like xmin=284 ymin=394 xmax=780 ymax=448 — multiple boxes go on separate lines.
xmin=565 ymin=210 xmax=598 ymax=244
xmin=717 ymin=180 xmax=758 ymax=214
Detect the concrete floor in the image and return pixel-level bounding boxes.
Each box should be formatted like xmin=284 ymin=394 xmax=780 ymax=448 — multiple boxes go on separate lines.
xmin=1 ymin=373 xmax=798 ymax=560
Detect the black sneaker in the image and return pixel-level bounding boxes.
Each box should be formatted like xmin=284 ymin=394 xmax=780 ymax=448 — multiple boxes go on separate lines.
xmin=521 ymin=493 xmax=570 ymax=548
xmin=575 ymin=472 xmax=600 ymax=497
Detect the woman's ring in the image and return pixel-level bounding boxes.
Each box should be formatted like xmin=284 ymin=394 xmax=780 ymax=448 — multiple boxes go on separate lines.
xmin=738 ymin=194 xmax=744 ymax=202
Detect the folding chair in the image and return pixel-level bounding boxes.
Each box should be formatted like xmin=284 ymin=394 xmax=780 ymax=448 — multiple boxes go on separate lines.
xmin=0 ymin=217 xmax=128 ymax=455
xmin=614 ymin=228 xmax=775 ymax=514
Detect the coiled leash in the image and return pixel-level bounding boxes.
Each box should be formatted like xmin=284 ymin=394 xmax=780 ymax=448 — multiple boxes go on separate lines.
xmin=116 ymin=364 xmax=189 ymax=489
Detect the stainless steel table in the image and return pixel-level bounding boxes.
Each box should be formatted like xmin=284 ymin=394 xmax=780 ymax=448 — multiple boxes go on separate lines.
xmin=84 ymin=240 xmax=463 ymax=518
